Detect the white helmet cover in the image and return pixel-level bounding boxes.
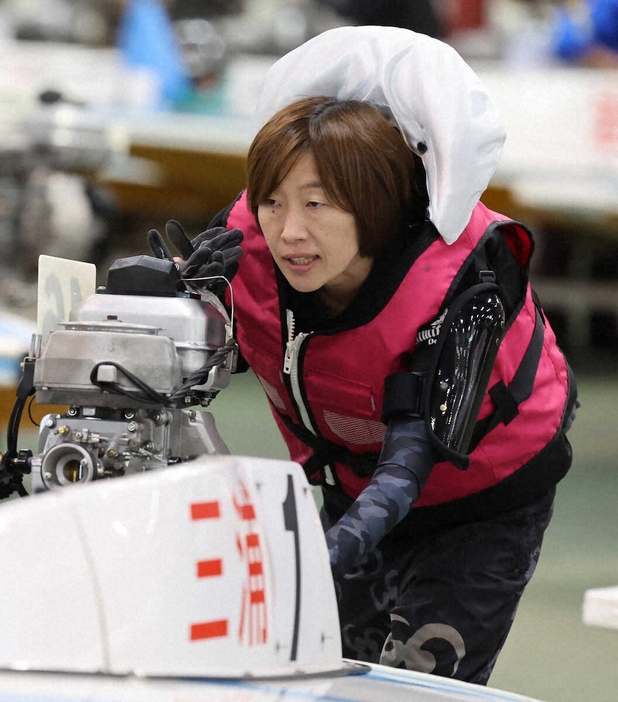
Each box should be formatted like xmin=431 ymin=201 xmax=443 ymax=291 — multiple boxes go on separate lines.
xmin=255 ymin=26 xmax=506 ymax=244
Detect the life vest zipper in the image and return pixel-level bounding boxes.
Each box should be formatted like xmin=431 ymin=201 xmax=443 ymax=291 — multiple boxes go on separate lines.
xmin=283 ymin=309 xmax=335 ymax=485
xmin=284 ymin=309 xmax=313 ymax=431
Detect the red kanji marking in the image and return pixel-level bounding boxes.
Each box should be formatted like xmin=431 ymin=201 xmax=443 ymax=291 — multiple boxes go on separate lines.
xmin=191 ymin=501 xmax=220 ymax=520
xmin=249 ymin=562 xmax=262 ymax=576
xmin=232 ymin=480 xmax=269 ymax=646
xmin=241 ymin=529 xmax=267 ymax=645
xmin=197 ymin=559 xmax=223 ymax=578
xmin=233 ymin=488 xmax=256 ymax=521
xmin=250 ymin=590 xmax=265 ymax=604
xmin=238 ymin=583 xmax=247 ymax=641
xmin=237 ymin=504 xmax=256 ymax=520
xmin=190 ymin=619 xmax=228 ymax=640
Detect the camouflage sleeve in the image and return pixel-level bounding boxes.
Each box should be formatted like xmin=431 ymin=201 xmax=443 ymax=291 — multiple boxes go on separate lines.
xmin=325 ymin=417 xmax=433 ymax=581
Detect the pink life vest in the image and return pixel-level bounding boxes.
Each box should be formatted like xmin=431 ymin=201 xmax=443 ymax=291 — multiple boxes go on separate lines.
xmin=225 ymin=192 xmax=574 ymax=511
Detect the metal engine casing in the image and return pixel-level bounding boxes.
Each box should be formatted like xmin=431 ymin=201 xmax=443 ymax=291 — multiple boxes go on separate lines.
xmin=30 ymin=289 xmax=234 ymax=493
xmin=34 ymin=290 xmax=234 ymax=407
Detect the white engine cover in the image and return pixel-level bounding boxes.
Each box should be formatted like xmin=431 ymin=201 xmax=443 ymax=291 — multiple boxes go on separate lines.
xmin=0 ymin=456 xmax=342 ymax=678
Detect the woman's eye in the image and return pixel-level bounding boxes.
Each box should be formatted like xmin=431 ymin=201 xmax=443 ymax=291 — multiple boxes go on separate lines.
xmin=307 ymin=201 xmax=323 ymax=208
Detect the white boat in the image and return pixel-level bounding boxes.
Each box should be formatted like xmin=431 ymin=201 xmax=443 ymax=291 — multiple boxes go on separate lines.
xmin=0 ymin=455 xmax=544 ymax=702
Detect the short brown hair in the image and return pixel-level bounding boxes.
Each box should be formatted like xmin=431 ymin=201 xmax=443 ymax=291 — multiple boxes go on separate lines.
xmin=246 ymin=97 xmax=424 ymax=258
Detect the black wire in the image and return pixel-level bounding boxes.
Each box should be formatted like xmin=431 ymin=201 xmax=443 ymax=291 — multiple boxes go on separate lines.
xmin=6 ymin=358 xmax=36 ymax=455
xmin=90 ymin=338 xmax=237 ymax=406
xmin=170 ymin=338 xmax=237 ymax=400
xmin=6 ymin=397 xmax=25 ymax=455
xmin=27 ymin=395 xmax=39 ymax=427
xmin=90 ymin=362 xmax=171 ymax=405
xmin=1 ymin=394 xmax=29 ymax=499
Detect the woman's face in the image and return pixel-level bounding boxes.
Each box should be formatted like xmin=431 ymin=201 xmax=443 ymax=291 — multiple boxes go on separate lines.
xmin=257 ymin=153 xmax=373 ymax=312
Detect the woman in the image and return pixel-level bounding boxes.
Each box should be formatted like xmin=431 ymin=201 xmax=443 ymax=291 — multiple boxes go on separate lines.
xmin=162 ymin=26 xmax=577 ymax=685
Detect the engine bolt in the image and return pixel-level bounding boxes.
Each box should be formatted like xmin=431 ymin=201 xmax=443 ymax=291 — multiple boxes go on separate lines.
xmin=45 ymin=418 xmax=56 ymax=428
xmin=57 ymin=425 xmax=70 ymax=436
xmin=124 ymin=410 xmax=135 ymax=420
xmin=152 ymin=411 xmax=168 ymax=426
xmin=126 ymin=421 xmax=138 ymax=433
xmin=67 ymin=407 xmax=78 ymax=417
xmin=107 ymin=449 xmax=119 ymax=459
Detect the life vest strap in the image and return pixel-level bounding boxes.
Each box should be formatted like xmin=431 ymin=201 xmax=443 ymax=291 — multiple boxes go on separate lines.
xmin=275 ymin=409 xmax=380 ymax=483
xmin=469 ymin=303 xmax=544 ymax=450
xmin=381 ymin=371 xmax=426 ymax=423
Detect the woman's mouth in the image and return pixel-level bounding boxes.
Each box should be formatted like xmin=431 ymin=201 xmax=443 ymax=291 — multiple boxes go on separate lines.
xmin=287 ymin=256 xmax=317 ymax=265
xmin=283 ymin=254 xmax=319 ymax=271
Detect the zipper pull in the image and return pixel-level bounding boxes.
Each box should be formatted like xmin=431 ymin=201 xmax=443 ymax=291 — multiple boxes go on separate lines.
xmin=284 ymin=309 xmax=296 ymax=375
xmin=284 ymin=330 xmax=310 ymax=375
xmin=283 ymin=343 xmax=294 ymax=375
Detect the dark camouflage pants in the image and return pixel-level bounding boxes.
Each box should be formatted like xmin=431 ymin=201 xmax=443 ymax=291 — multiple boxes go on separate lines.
xmin=321 ymin=488 xmax=555 ymax=685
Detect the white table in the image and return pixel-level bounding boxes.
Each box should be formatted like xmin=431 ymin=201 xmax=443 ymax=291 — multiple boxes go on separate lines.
xmin=583 ymin=586 xmax=618 ymax=630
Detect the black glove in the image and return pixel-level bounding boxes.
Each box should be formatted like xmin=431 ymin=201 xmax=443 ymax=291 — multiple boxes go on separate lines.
xmin=147 ymin=228 xmax=175 ymax=262
xmin=166 ymin=220 xmax=243 ymax=293
xmin=147 ymin=220 xmax=243 ymax=294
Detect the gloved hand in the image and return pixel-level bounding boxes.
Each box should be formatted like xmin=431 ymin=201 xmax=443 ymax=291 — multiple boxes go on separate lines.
xmin=148 ymin=219 xmax=243 ymax=294
xmin=166 ymin=219 xmax=243 ymax=290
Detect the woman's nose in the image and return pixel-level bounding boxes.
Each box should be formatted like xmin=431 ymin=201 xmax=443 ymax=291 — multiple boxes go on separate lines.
xmin=280 ymin=211 xmax=307 ymax=242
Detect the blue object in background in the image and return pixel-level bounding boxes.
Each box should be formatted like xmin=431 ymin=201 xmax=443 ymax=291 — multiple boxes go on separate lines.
xmin=591 ymin=0 xmax=618 ymax=51
xmin=552 ymin=4 xmax=594 ymax=60
xmin=117 ymin=0 xmax=191 ymax=107
xmin=553 ymin=0 xmax=618 ymax=60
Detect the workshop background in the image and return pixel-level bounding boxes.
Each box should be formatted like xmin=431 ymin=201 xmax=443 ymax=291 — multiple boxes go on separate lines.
xmin=0 ymin=1 xmax=617 ymax=701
